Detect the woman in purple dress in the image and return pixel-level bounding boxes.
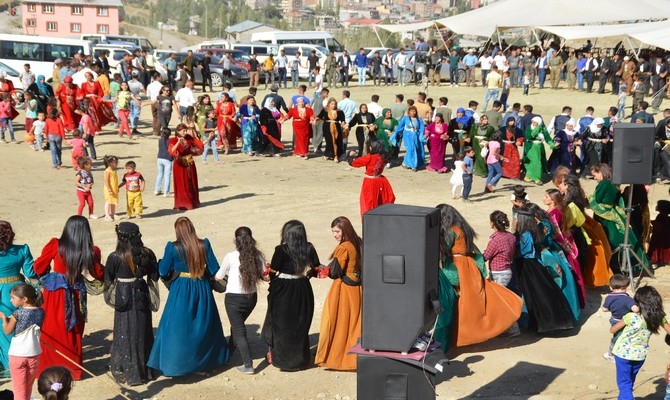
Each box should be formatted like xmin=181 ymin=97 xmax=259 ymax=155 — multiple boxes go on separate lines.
xmin=424 ymin=113 xmax=449 ymax=173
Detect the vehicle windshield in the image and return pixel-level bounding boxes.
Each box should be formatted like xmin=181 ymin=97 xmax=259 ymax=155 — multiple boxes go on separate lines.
xmin=314 ymin=45 xmax=329 ymax=56
xmin=326 ymin=38 xmax=344 ymax=52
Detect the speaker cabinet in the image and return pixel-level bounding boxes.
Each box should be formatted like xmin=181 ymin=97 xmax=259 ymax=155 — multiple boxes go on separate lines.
xmin=612 ymin=123 xmax=655 ymax=185
xmin=357 ymin=354 xmax=438 ymax=400
xmin=361 ymin=204 xmax=440 ymax=353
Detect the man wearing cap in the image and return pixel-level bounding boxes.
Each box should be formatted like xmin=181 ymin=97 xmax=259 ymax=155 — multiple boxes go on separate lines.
xmin=463 ymin=48 xmax=477 ymax=87
xmin=52 ymin=59 xmax=63 ymax=93
xmin=128 ymin=70 xmax=145 ymax=135
xmin=261 ymin=83 xmax=288 ymax=113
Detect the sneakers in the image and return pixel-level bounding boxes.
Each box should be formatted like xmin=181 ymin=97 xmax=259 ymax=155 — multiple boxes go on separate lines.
xmin=89 ymin=214 xmax=98 ymax=220
xmin=154 ymin=191 xmax=162 ymax=196
xmin=603 ymin=352 xmax=615 ymax=363
xmin=411 ymin=331 xmax=434 ymax=352
xmin=163 ymin=192 xmax=173 ymax=197
xmin=236 ymin=365 xmax=255 ymax=374
xmin=462 ymin=198 xmax=472 ymax=203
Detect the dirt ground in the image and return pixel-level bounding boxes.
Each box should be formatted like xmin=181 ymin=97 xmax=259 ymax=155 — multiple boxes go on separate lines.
xmin=0 ymin=80 xmax=669 ymax=400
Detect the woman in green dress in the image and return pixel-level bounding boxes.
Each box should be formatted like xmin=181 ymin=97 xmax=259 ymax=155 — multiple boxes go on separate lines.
xmin=523 ymin=116 xmax=553 ymax=184
xmin=373 ymin=108 xmax=397 ymax=155
xmin=589 ymin=163 xmax=648 ymax=271
xmin=470 ymin=115 xmax=496 ymax=177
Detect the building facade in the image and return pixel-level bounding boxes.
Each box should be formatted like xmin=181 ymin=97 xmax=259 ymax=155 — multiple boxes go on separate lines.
xmin=21 ymin=0 xmax=122 ymax=37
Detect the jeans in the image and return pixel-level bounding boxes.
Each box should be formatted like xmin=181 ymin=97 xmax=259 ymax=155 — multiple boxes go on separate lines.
xmin=340 ymin=69 xmax=350 ymax=86
xmin=384 ymin=67 xmax=394 ymax=85
xmin=225 ymin=292 xmax=258 ymax=368
xmin=462 ymin=173 xmax=473 ymax=199
xmin=0 ymin=118 xmax=14 ymax=141
xmin=202 ymin=136 xmax=219 ymax=162
xmin=614 ymin=356 xmax=644 ymax=400
xmin=155 ymin=158 xmax=172 ymax=194
xmin=485 ymin=161 xmax=503 ymax=187
xmin=538 ymin=68 xmax=547 ymax=88
xmin=179 ymin=106 xmax=188 ymax=119
xmin=48 ymin=134 xmax=62 ymax=167
xmin=491 ymin=270 xmax=513 ymax=287
xmin=372 ymin=69 xmax=382 ymax=85
xmin=577 ymin=72 xmax=584 ymax=90
xmin=311 ymin=91 xmax=321 ymax=107
xmin=450 ymin=67 xmax=458 ymax=84
xmin=308 ymin=70 xmax=315 ymax=86
xmin=481 ymin=69 xmax=490 ymax=86
xmin=86 ymin=134 xmax=97 ymax=159
xmin=34 ymin=128 xmax=43 ymax=148
xmin=264 ymin=70 xmax=274 ymax=88
xmin=167 ymin=70 xmax=177 ymax=90
xmin=357 ymin=67 xmax=366 ymax=86
xmin=278 ymin=67 xmax=287 ymax=88
xmin=483 ymin=88 xmax=499 ymax=110
xmin=130 ymin=101 xmax=140 ymax=129
xmin=397 ymin=67 xmax=406 ymax=85
xmin=291 ymin=70 xmax=299 ymax=88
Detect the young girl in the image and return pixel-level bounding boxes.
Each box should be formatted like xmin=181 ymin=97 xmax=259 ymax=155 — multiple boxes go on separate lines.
xmin=0 ymin=284 xmax=45 ymax=400
xmin=215 ymin=226 xmax=267 ymax=374
xmin=24 ymin=91 xmax=37 ymax=143
xmin=45 ymin=108 xmax=65 ymax=169
xmin=181 ymin=105 xmax=198 ymax=139
xmin=103 ymin=155 xmax=119 ymax=222
xmin=75 ymin=105 xmax=96 ymax=160
xmin=611 ymin=286 xmax=670 ymax=399
xmin=484 ymin=210 xmax=516 ymax=288
xmin=511 ymin=184 xmax=529 ymax=222
xmin=195 ymin=94 xmax=214 ymax=136
xmin=450 ymin=152 xmax=464 ymax=199
xmin=523 ymin=71 xmax=531 ymax=95
xmin=112 ymin=81 xmax=139 ymax=139
xmin=201 ymin=109 xmax=221 ymax=164
xmin=75 ymin=157 xmax=96 ymax=219
xmin=37 ymin=366 xmax=73 ymax=400
xmin=0 ymin=93 xmax=15 ymax=143
xmin=69 ymin=129 xmax=86 ymax=170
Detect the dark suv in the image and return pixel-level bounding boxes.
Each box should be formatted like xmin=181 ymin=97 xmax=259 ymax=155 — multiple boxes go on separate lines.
xmin=157 ymin=52 xmax=249 ymax=87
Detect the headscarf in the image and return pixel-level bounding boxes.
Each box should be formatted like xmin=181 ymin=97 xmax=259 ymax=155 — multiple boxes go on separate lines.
xmin=455 ymin=107 xmax=470 ymax=125
xmin=382 ymin=108 xmax=392 ymax=119
xmin=263 ymin=98 xmax=277 ymax=113
xmin=531 ymin=116 xmax=543 ymax=126
xmin=564 ymin=118 xmax=578 ymax=137
xmin=36 ymin=75 xmax=49 ymax=95
xmin=589 ymin=117 xmax=604 ymax=132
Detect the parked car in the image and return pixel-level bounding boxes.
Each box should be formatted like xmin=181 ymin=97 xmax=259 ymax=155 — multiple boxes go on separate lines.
xmin=391 ymin=50 xmax=467 ymax=84
xmin=156 ymin=52 xmax=249 ymax=87
xmin=0 ymin=61 xmax=24 ymax=107
xmin=196 ymin=48 xmax=251 ymax=71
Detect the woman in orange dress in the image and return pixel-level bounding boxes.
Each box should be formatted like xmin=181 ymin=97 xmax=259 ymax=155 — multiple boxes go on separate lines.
xmin=285 ymin=97 xmax=314 ymax=158
xmin=77 ymin=72 xmax=115 ymax=133
xmin=56 ymin=76 xmax=80 ymax=131
xmin=315 ymin=216 xmax=362 ymax=371
xmin=216 ymin=92 xmax=240 ymax=154
xmin=436 ymin=204 xmax=523 ymax=347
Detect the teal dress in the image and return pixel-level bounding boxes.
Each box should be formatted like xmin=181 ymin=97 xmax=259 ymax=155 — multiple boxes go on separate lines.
xmin=147 ymin=239 xmax=229 ymax=376
xmin=0 ymin=244 xmax=37 ymax=377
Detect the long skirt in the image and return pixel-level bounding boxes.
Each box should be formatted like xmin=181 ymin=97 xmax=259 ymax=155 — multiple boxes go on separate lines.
xmin=172 ymin=161 xmax=199 ymax=210
xmin=541 ymin=249 xmax=581 ymax=322
xmin=359 ymin=176 xmax=395 ymax=216
xmin=523 ymin=141 xmax=546 ymax=182
xmin=435 ymin=268 xmax=457 ymax=352
xmin=581 ymin=216 xmax=613 ymax=287
xmin=502 ymin=141 xmax=521 ymax=179
xmin=472 ymin=135 xmax=488 ymax=177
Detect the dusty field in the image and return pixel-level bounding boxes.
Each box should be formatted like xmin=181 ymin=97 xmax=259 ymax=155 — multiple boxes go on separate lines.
xmin=0 ymin=80 xmax=669 ymax=400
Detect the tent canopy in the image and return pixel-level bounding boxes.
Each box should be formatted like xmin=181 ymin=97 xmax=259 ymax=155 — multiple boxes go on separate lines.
xmin=628 ymin=25 xmax=670 ymax=53
xmin=374 ymin=20 xmax=445 ymax=34
xmin=535 ymin=20 xmax=669 ymax=49
xmin=434 ymin=0 xmax=670 ymax=38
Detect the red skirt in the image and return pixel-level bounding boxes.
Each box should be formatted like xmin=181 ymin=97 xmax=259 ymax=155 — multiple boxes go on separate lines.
xmin=502 ymin=142 xmax=521 ymax=179
xmin=173 ymin=159 xmax=200 ymax=210
xmin=649 ymin=217 xmax=670 ymax=265
xmin=360 ymin=175 xmax=395 ymax=216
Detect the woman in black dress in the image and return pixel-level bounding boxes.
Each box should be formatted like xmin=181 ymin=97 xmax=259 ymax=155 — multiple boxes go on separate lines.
xmin=348 ymin=103 xmax=375 ymax=156
xmin=261 ymin=220 xmax=320 ymax=371
xmin=258 ymin=98 xmax=284 ymax=157
xmin=317 ymin=98 xmax=347 ymax=162
xmin=27 ymin=74 xmax=54 ymax=114
xmin=103 ymin=222 xmax=159 ymax=386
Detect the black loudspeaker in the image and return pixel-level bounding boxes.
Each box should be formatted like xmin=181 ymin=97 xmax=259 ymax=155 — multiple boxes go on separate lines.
xmin=357 ymin=353 xmax=443 ymax=400
xmin=361 ymin=204 xmax=440 ymax=353
xmin=612 ymin=123 xmax=655 ymax=185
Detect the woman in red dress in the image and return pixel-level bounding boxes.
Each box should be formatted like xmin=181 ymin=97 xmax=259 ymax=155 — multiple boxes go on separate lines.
xmin=34 ymin=215 xmax=104 ymax=380
xmin=348 ymin=139 xmax=395 ymax=216
xmin=216 ymin=93 xmax=239 ymax=154
xmin=285 ymin=97 xmax=314 ymax=158
xmin=56 ymin=76 xmax=80 ymax=131
xmin=500 ymin=116 xmax=523 ymax=179
xmin=0 ymin=71 xmax=19 ymax=121
xmin=77 ymin=72 xmax=115 ymax=133
xmin=169 ymin=123 xmax=204 ymax=210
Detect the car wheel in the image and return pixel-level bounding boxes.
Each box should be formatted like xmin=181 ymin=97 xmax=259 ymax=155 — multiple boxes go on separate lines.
xmin=403 ymin=70 xmax=413 ymax=83
xmin=458 ymin=69 xmax=466 ymax=83
xmin=211 ymin=73 xmax=223 ymax=88
xmin=15 ymin=89 xmax=25 ymax=110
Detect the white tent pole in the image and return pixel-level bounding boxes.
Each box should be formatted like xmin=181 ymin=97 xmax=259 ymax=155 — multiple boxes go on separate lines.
xmin=372 ymin=26 xmax=385 ymax=47
xmin=496 ymin=27 xmax=502 ymax=50
xmin=531 ymin=27 xmax=543 ymax=50
xmin=434 ymin=22 xmax=448 ymax=50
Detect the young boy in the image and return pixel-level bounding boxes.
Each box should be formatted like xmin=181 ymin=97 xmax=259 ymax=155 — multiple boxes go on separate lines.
xmin=499 ymin=71 xmax=511 ymax=111
xmin=29 ymin=111 xmax=46 ymax=151
xmin=202 ymin=110 xmax=220 ymax=163
xmin=602 ymin=273 xmax=639 ymax=362
xmin=119 ymin=161 xmax=145 ymax=219
xmin=617 ymin=83 xmax=627 ymax=118
xmin=19 ymin=63 xmax=35 ymax=91
xmin=632 ymin=77 xmax=645 ymax=114
xmin=461 ymin=146 xmax=475 ymax=203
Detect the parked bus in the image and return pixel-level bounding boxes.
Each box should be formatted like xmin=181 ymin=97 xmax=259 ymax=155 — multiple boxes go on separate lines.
xmin=81 ymin=34 xmax=155 ymax=52
xmin=251 ymin=31 xmax=344 ymax=53
xmin=0 ymin=33 xmax=91 ymax=79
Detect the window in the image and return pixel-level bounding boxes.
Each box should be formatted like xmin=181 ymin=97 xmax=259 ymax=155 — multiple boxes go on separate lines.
xmin=97 ymin=7 xmax=108 ymax=16
xmin=26 ymin=19 xmax=36 ymax=27
xmin=71 ymin=5 xmax=82 ymax=14
xmin=27 ymin=3 xmax=36 ymax=11
xmin=46 ymin=22 xmax=57 ymax=32
xmin=97 ymin=24 xmax=109 ymax=34
xmin=42 ymin=4 xmax=54 ymax=13
xmin=71 ymin=23 xmax=81 ymax=33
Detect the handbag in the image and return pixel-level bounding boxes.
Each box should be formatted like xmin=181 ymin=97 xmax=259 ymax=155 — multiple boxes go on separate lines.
xmin=210 ymin=275 xmax=227 ymax=293
xmin=480 ymin=145 xmax=489 ymax=158
xmin=327 ymin=258 xmax=361 ymax=286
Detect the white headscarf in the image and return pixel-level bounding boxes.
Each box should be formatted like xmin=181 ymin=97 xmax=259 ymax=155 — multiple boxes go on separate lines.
xmin=531 ymin=116 xmax=543 ymax=126
xmin=564 ymin=118 xmax=578 ymax=137
xmin=589 ymin=117 xmax=605 ymax=132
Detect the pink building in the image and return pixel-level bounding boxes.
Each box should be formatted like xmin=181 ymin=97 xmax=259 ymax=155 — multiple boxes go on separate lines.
xmin=21 ymin=0 xmax=122 ymax=37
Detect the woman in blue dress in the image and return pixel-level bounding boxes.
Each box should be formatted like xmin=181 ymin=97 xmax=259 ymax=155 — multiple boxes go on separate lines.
xmin=148 ymin=217 xmax=229 ymax=376
xmin=238 ymin=96 xmax=261 ymax=155
xmin=392 ymin=106 xmax=425 ymax=171
xmin=0 ymin=220 xmax=37 ymax=378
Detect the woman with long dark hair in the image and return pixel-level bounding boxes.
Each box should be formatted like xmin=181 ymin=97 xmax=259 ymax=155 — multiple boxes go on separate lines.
xmin=424 ymin=113 xmax=449 ymax=173
xmin=148 ymin=217 xmax=229 ymax=376
xmin=500 ymin=116 xmax=523 ymax=179
xmin=393 ymin=106 xmax=425 ymax=171
xmin=317 ymin=98 xmax=346 ymax=162
xmin=103 ymin=222 xmax=158 ymax=386
xmin=261 ymin=220 xmax=320 ymax=371
xmin=34 ymin=216 xmax=104 ymax=380
xmin=316 ymin=216 xmax=362 ymax=371
xmin=435 ymin=204 xmax=522 ymax=349
xmin=514 ymin=206 xmax=573 ymax=333
xmin=348 ymin=139 xmax=395 ymax=216
xmin=348 ymin=104 xmax=375 ymax=156
xmin=0 ymin=221 xmax=38 ymax=378
xmin=169 ymin=123 xmax=203 ymax=210
xmin=216 ymin=227 xmax=267 ymax=374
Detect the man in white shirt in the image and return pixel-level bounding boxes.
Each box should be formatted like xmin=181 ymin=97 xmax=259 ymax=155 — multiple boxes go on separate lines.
xmin=338 ymin=90 xmax=356 ymax=147
xmin=493 ymin=52 xmax=507 ymax=72
xmin=478 ymin=51 xmax=493 ymax=86
xmin=72 ymin=61 xmax=97 ymax=87
xmin=535 ymin=51 xmax=549 ymax=89
xmin=310 ymin=66 xmax=324 ymax=105
xmin=367 ymin=94 xmax=383 ymax=118
xmin=175 ymin=79 xmax=196 ymax=118
xmin=275 ymin=49 xmax=289 ymax=89
xmin=128 ymin=71 xmax=146 ymax=135
xmin=584 ymin=52 xmax=599 ymax=93
xmin=394 ymin=49 xmax=408 ymax=86
xmin=146 ymin=72 xmax=164 ymax=135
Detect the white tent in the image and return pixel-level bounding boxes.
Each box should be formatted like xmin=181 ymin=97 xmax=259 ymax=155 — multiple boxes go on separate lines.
xmin=535 ymin=20 xmax=669 ymax=49
xmin=373 ymin=20 xmax=446 ymax=34
xmin=434 ymin=0 xmax=670 ymax=38
xmin=627 ymin=25 xmax=670 ymax=53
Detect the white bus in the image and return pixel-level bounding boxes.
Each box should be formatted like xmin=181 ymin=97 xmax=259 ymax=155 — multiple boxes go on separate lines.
xmin=0 ymin=34 xmax=91 ymax=80
xmin=251 ymin=31 xmax=344 ymax=53
xmin=81 ymin=34 xmax=155 ymax=52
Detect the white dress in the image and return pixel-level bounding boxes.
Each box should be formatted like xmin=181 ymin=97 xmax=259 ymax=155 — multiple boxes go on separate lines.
xmin=450 ymin=160 xmax=464 ymax=185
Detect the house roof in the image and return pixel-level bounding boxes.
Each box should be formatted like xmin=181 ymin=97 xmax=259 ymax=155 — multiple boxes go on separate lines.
xmin=225 ymin=20 xmax=265 ymax=34
xmin=344 ymin=18 xmax=382 ymax=25
xmin=22 ymin=0 xmax=123 ymax=6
